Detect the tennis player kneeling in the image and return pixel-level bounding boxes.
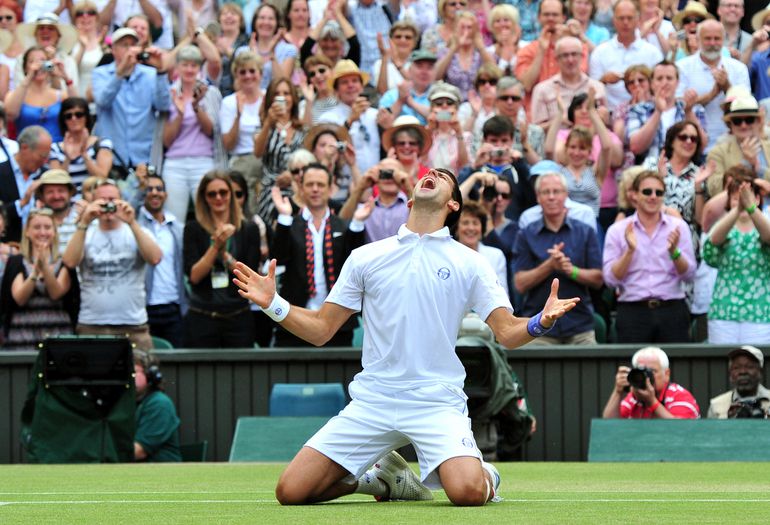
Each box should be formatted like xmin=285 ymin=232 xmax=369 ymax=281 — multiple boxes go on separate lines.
xmin=233 ymin=168 xmax=579 ymax=506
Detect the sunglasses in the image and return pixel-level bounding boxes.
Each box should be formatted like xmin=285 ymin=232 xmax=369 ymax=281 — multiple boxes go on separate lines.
xmin=448 ymin=1 xmax=467 ymax=6
xmin=234 ymin=190 xmax=244 ymax=198
xmin=682 ymin=16 xmax=704 ymax=24
xmin=626 ymin=77 xmax=648 ymax=86
xmin=676 ymin=133 xmax=698 ymax=143
xmin=497 ymin=192 xmax=511 ymax=199
xmin=206 ymin=189 xmax=230 ymax=199
xmin=76 ymin=9 xmax=98 ymax=17
xmin=395 ymin=140 xmax=419 ymax=147
xmin=237 ymin=68 xmax=257 ymax=76
xmin=307 ymin=67 xmax=327 ymax=79
xmin=731 ymin=116 xmax=756 ymax=126
xmin=392 ymin=34 xmax=414 ymax=40
xmin=290 ymin=167 xmax=305 ymax=175
xmin=0 ymin=15 xmax=14 ymax=22
xmin=29 ymin=207 xmax=54 ymax=217
xmin=640 ymin=188 xmax=664 ymax=197
xmin=477 ymin=78 xmax=497 ymax=87
xmin=146 ymin=185 xmax=165 ymax=193
xmin=497 ymin=95 xmax=521 ymax=102
xmin=432 ymin=98 xmax=456 ymax=107
xmin=63 ymin=111 xmax=86 ymax=120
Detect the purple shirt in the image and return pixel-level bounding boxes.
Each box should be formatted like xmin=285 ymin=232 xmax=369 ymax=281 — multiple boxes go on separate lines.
xmin=364 ymin=193 xmax=409 ymax=243
xmin=165 ymin=100 xmax=214 ymax=159
xmin=602 ymin=212 xmax=696 ymax=302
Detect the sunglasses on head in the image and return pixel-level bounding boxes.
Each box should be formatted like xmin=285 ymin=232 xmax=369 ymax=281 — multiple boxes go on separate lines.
xmin=682 ymin=16 xmax=704 ymax=24
xmin=63 ymin=111 xmax=86 ymax=120
xmin=307 ymin=67 xmax=327 ymax=79
xmin=731 ymin=116 xmax=756 ymax=126
xmin=640 ymin=188 xmax=664 ymax=197
xmin=76 ymin=9 xmax=98 ymax=17
xmin=676 ymin=133 xmax=698 ymax=143
xmin=497 ymin=95 xmax=521 ymax=102
xmin=206 ymin=189 xmax=230 ymax=199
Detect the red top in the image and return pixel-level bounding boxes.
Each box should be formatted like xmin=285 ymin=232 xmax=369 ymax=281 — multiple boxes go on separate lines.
xmin=620 ymin=382 xmax=700 ymax=419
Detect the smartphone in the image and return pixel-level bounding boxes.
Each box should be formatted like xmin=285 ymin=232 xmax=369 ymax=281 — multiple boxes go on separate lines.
xmin=275 ymin=95 xmax=286 ymax=108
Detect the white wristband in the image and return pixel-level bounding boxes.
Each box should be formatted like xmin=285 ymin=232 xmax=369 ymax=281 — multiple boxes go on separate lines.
xmin=262 ymin=293 xmax=290 ymax=322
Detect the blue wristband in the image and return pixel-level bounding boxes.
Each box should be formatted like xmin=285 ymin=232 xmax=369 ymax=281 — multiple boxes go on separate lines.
xmin=527 ymin=311 xmax=553 ymax=337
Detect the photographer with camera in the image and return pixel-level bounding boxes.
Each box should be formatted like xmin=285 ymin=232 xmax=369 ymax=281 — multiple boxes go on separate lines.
xmin=63 ymin=179 xmax=162 ymax=350
xmin=133 ymin=350 xmax=181 ymax=462
xmin=603 ymin=346 xmax=700 ymax=419
xmin=708 ymin=346 xmax=770 ymax=419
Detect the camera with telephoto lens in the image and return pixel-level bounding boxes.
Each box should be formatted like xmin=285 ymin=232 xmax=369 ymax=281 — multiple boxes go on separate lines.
xmin=625 ymin=367 xmax=655 ymax=391
xmin=728 ymin=399 xmax=770 ymax=419
xmin=379 ymin=168 xmax=394 ymax=180
xmin=138 ymin=51 xmax=151 ymax=62
xmin=42 ymin=61 xmax=54 ymax=72
xmin=101 ymin=201 xmax=117 ymax=214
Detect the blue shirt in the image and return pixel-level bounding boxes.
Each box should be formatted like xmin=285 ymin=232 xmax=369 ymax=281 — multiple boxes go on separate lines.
xmin=92 ymin=63 xmax=171 ymax=167
xmin=504 ymin=0 xmax=540 ymax=42
xmin=512 ymin=217 xmax=601 ymax=337
xmin=585 ymin=23 xmax=610 ymax=46
xmin=750 ymin=50 xmax=770 ymax=102
xmin=379 ymin=88 xmax=429 ymax=124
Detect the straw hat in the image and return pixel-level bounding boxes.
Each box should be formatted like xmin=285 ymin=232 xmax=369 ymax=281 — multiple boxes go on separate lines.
xmin=720 ymin=85 xmax=753 ymax=113
xmin=753 ymin=3 xmax=770 ymax=31
xmin=722 ymin=97 xmax=761 ymax=122
xmin=381 ymin=116 xmax=432 ymax=156
xmin=35 ymin=169 xmax=76 ymax=198
xmin=303 ymin=123 xmax=351 ymax=151
xmin=327 ymin=59 xmax=370 ymax=90
xmin=672 ymin=1 xmax=713 ymax=30
xmin=18 ymin=13 xmax=78 ymax=54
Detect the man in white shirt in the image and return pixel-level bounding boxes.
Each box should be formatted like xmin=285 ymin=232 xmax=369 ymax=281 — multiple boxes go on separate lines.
xmin=233 ymin=168 xmax=579 ymax=506
xmin=675 ymin=19 xmax=750 ymax=151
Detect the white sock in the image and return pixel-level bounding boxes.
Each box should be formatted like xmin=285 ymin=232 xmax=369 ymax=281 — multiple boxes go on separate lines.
xmin=355 ymin=469 xmax=389 ymax=497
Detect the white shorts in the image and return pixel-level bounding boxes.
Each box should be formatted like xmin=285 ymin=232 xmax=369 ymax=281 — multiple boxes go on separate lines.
xmin=708 ymin=319 xmax=770 ymax=345
xmin=304 ymin=381 xmax=482 ymax=489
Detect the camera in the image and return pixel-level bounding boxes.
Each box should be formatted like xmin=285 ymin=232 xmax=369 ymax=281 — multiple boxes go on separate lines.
xmin=147 ymin=165 xmax=157 ymax=177
xmin=42 ymin=61 xmax=54 ymax=72
xmin=336 ymin=141 xmax=347 ymax=152
xmin=625 ymin=367 xmax=655 ymax=391
xmin=101 ymin=202 xmax=117 ymax=214
xmin=379 ymin=169 xmax=394 ymax=180
xmin=138 ymin=51 xmax=151 ymax=62
xmin=482 ymin=185 xmax=499 ymax=201
xmin=275 ymin=95 xmax=286 ymax=108
xmin=728 ymin=399 xmax=769 ymax=419
xmin=491 ymin=148 xmax=506 ymax=158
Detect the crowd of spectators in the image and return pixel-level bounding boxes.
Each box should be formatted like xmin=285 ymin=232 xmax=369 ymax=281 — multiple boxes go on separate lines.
xmin=0 ymin=0 xmax=767 ymax=353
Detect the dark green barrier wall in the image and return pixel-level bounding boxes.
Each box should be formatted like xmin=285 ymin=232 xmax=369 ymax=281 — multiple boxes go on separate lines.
xmin=1 ymin=345 xmax=766 ymax=463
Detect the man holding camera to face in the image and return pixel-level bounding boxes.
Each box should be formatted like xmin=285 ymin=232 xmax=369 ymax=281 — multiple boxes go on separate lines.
xmin=708 ymin=346 xmax=770 ymax=419
xmin=603 ymin=346 xmax=700 ymax=419
xmin=62 ymin=179 xmax=162 ymax=350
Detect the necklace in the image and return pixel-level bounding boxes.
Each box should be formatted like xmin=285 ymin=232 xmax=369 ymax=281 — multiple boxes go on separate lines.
xmin=276 ymin=120 xmax=291 ymax=140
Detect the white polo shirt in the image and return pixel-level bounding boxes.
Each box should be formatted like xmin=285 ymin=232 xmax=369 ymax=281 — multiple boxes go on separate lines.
xmin=675 ymin=53 xmax=750 ymax=152
xmin=326 ymin=224 xmax=512 ymax=394
xmin=318 ymin=104 xmax=381 ymax=174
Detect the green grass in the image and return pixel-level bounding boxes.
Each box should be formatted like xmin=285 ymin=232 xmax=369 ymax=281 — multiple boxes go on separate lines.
xmin=2 ymin=462 xmax=770 ymax=524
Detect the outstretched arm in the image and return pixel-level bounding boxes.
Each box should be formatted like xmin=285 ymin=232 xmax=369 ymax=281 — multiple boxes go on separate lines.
xmin=485 ymin=278 xmax=580 ymax=349
xmin=233 ymin=260 xmax=356 ymax=346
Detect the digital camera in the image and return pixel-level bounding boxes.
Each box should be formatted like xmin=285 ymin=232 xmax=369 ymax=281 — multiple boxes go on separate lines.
xmin=101 ymin=202 xmax=117 ymax=214
xmin=626 ymin=367 xmax=655 ymax=391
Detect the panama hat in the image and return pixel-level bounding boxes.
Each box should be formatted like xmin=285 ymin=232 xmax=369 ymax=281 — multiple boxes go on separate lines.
xmin=381 ymin=116 xmax=432 ymax=156
xmin=720 ymin=85 xmax=753 ymax=113
xmin=327 ymin=59 xmax=370 ymax=90
xmin=35 ymin=169 xmax=76 ymax=198
xmin=722 ymin=97 xmax=761 ymax=122
xmin=303 ymin=123 xmax=351 ymax=151
xmin=753 ymin=2 xmax=770 ymax=31
xmin=672 ymin=1 xmax=713 ymax=30
xmin=18 ymin=13 xmax=78 ymax=54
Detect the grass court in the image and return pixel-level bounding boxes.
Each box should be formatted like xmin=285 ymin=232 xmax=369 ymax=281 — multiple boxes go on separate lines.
xmin=1 ymin=462 xmax=769 ymax=524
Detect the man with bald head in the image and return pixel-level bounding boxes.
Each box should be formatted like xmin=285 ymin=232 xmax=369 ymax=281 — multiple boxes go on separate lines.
xmin=676 ymin=19 xmax=750 ymax=151
xmin=589 ymin=0 xmax=663 ymax=112
xmin=530 ymin=36 xmax=606 ymax=128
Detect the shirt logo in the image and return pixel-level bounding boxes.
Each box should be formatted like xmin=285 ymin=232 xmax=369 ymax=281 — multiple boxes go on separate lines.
xmin=461 ymin=437 xmax=474 ymax=448
xmin=437 ymin=267 xmax=450 ymax=280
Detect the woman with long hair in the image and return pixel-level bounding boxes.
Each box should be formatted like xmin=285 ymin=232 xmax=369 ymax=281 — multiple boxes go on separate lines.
xmin=253 ymin=77 xmax=306 ymax=223
xmin=284 ymin=0 xmax=311 ymax=50
xmin=182 ymin=171 xmax=261 ymax=348
xmin=71 ymin=1 xmax=104 ymax=99
xmin=303 ymin=123 xmax=359 ymax=207
xmin=1 ymin=207 xmax=72 ymax=349
xmin=236 ymin=4 xmax=296 ymax=89
xmin=48 ymin=96 xmax=113 ymax=193
xmin=215 ymin=3 xmax=250 ymax=97
xmin=454 ymin=200 xmax=508 ymax=295
xmin=300 ymin=54 xmax=337 ymax=126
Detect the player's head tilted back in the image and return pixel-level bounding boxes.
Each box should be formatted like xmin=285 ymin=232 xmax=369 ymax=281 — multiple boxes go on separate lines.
xmin=408 ymin=167 xmax=463 ymax=230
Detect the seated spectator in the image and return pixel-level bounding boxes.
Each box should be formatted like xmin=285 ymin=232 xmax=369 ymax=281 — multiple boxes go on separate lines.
xmin=1 ymin=208 xmax=72 ymax=350
xmin=270 ymin=163 xmax=370 ymax=347
xmin=137 ymin=173 xmax=186 ymax=349
xmin=16 ymin=13 xmax=79 ymax=93
xmin=513 ymin=172 xmax=602 ymax=345
xmin=703 ymin=166 xmax=770 ymax=345
xmin=304 ymin=123 xmax=360 ymax=207
xmin=92 ymin=28 xmax=171 ymax=169
xmin=602 ymin=346 xmax=700 ymax=419
xmin=215 ymin=3 xmax=250 ymax=98
xmin=235 ymin=4 xmax=296 ymax=89
xmin=5 ymin=46 xmax=76 ymax=142
xmin=63 ymin=179 xmax=162 ymax=350
xmin=220 ymin=51 xmax=263 ymax=215
xmin=602 ymin=170 xmax=695 ymax=343
xmin=254 ymin=78 xmax=307 ymax=224
xmin=299 ymin=4 xmax=360 ymax=69
xmin=378 ymin=48 xmax=435 ymax=125
xmin=434 ymin=11 xmax=495 ymax=103
xmin=708 ymin=346 xmax=770 ymax=419
xmin=456 ymin=200 xmax=508 ymax=295
xmin=0 ymin=1 xmax=24 ymax=93
xmin=301 ymin=54 xmax=337 ymax=125
xmin=183 ymin=171 xmax=262 ymax=348
xmin=420 ymin=0 xmax=461 ymax=56
xmin=132 ymin=350 xmax=181 ymax=462
xmin=162 ymin=45 xmax=224 ymax=223
xmin=381 ymin=115 xmax=431 ymax=185
xmin=494 ymin=77 xmax=544 ymax=165
xmin=48 ymin=96 xmax=113 ymax=193
xmin=486 ymin=4 xmax=521 ymax=75
xmin=34 ymin=169 xmax=79 ymax=253
xmin=426 ymin=81 xmax=469 ymax=174
xmin=71 ymin=1 xmax=104 ymax=99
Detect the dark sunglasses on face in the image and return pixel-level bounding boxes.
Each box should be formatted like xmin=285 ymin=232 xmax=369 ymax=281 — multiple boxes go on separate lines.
xmin=0 ymin=15 xmax=14 ymax=22
xmin=497 ymin=192 xmax=511 ymax=199
xmin=626 ymin=77 xmax=648 ymax=86
xmin=146 ymin=185 xmax=165 ymax=193
xmin=676 ymin=133 xmax=698 ymax=143
xmin=731 ymin=116 xmax=756 ymax=126
xmin=497 ymin=95 xmax=521 ymax=102
xmin=477 ymin=78 xmax=497 ymax=87
xmin=640 ymin=188 xmax=664 ymax=197
xmin=448 ymin=1 xmax=467 ymax=6
xmin=395 ymin=141 xmax=419 ymax=147
xmin=307 ymin=67 xmax=327 ymax=79
xmin=432 ymin=98 xmax=456 ymax=107
xmin=63 ymin=111 xmax=86 ymax=120
xmin=682 ymin=16 xmax=704 ymax=24
xmin=76 ymin=9 xmax=98 ymax=17
xmin=290 ymin=167 xmax=305 ymax=175
xmin=206 ymin=189 xmax=230 ymax=199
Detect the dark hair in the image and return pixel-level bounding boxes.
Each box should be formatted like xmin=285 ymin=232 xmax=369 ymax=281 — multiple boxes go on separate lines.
xmin=725 ymin=165 xmax=763 ymax=210
xmin=652 ymin=60 xmax=679 ymax=82
xmin=284 ymin=0 xmax=308 ymax=30
xmin=301 ymin=162 xmax=333 ymax=186
xmin=482 ymin=115 xmax=514 ymax=139
xmin=663 ymin=121 xmax=702 ymax=161
xmin=228 ymin=170 xmax=248 ymax=207
xmin=261 ymin=78 xmax=302 ymax=127
xmin=394 ymin=127 xmax=424 ymax=151
xmin=58 ymin=97 xmax=94 ymax=135
xmin=252 ymin=3 xmax=281 ymax=36
xmin=22 ymin=45 xmax=46 ymax=76
xmin=567 ymin=92 xmax=589 ymax=124
xmin=435 ymin=168 xmax=463 ymax=230
xmin=538 ymin=0 xmax=564 ymax=17
xmin=459 ymin=200 xmax=488 ymax=235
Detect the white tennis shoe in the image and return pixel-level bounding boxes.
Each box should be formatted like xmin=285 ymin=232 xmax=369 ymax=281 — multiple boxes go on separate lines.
xmin=371 ymin=451 xmax=433 ymax=501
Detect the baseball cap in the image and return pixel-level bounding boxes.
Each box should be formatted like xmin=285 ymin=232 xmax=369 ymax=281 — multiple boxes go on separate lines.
xmin=409 ymin=49 xmax=437 ymax=63
xmin=728 ymin=346 xmax=764 ymax=368
xmin=111 ymin=28 xmax=139 ymax=44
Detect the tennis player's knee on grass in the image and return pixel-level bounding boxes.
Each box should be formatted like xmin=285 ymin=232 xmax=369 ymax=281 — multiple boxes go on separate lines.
xmin=275 ymin=479 xmax=309 ymax=505
xmin=443 ymin=476 xmax=488 ymax=506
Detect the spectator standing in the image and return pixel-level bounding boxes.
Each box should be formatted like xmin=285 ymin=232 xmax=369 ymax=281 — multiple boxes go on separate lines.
xmin=284 ymin=0 xmax=311 ymax=52
xmin=71 ymin=1 xmax=105 ymax=99
xmin=1 ymin=208 xmax=72 ymax=350
xmin=494 ymin=77 xmax=544 ymax=166
xmin=348 ymin=0 xmax=393 ymax=79
xmin=603 ymin=346 xmax=700 ymax=419
xmin=236 ymin=4 xmax=296 ymax=89
xmin=63 ymin=179 xmax=162 ymax=350
xmin=299 ymin=5 xmax=360 ymax=69
xmin=215 ymin=3 xmax=250 ymax=98
xmin=48 ymin=96 xmax=114 ymax=193
xmin=718 ymin=0 xmax=752 ymax=59
xmin=611 ymin=65 xmax=652 ymax=146
xmin=373 ymin=21 xmax=418 ymax=94
xmin=378 ymin=48 xmax=435 ymax=124
xmin=708 ymin=346 xmax=770 ymax=419
xmin=92 ymin=28 xmax=171 ymax=168
xmin=163 ymin=45 xmax=224 ymax=223
xmin=97 ymin=0 xmax=174 ymax=50
xmin=420 ymin=0 xmax=462 ymax=56
xmin=459 ymin=64 xmax=502 ymax=145
xmin=602 ymin=171 xmax=696 ymax=343
xmin=303 ymin=123 xmax=360 ymax=205
xmin=513 ymin=172 xmax=602 ymax=345
xmin=487 ymin=4 xmax=522 ymax=75
xmin=425 ymin=81 xmax=469 ymax=174
xmin=16 ymin=13 xmax=79 ymax=93
xmin=34 ymin=169 xmax=80 ymax=254
xmin=137 ymin=173 xmax=186 ymax=348
xmin=183 ymin=171 xmax=262 ymax=348
xmin=675 ymin=19 xmax=750 ymax=152
xmin=0 ymin=1 xmax=23 ymax=92
xmin=301 ymin=54 xmax=337 ymax=125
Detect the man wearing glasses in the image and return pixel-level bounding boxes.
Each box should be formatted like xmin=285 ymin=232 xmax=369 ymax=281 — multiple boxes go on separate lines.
xmin=602 ymin=171 xmax=695 ymax=343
